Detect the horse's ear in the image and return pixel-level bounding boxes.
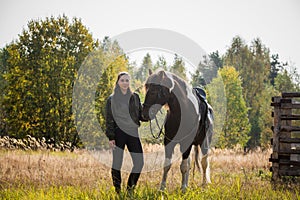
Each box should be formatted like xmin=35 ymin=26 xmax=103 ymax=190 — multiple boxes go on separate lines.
xmin=149 ymin=69 xmax=153 ymax=75
xmin=159 ymin=71 xmax=174 ymax=92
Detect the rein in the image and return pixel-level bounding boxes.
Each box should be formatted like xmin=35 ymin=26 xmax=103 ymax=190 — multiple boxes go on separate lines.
xmin=149 ymin=109 xmax=166 ymax=139
xmin=134 ymin=85 xmax=166 ymax=139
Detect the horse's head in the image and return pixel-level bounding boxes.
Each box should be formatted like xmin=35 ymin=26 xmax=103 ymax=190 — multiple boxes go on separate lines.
xmin=142 ymin=70 xmax=174 ymax=120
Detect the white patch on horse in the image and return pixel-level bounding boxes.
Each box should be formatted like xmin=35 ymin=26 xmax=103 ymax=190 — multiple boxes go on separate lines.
xmin=165 ymin=72 xmax=175 ymax=92
xmin=186 ymin=84 xmax=199 ymax=116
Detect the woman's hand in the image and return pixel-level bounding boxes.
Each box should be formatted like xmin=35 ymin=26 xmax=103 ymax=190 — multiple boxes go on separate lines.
xmin=109 ymin=140 xmax=116 ymax=150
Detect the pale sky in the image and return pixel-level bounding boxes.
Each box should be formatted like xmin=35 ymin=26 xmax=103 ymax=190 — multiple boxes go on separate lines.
xmin=1 ymin=0 xmax=300 ymax=72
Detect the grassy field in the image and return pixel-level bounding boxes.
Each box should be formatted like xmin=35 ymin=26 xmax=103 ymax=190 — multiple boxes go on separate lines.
xmin=0 ymin=145 xmax=299 ymax=200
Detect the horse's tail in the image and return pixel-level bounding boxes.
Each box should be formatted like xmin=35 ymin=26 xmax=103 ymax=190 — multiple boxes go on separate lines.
xmin=192 ymin=144 xmax=201 ymax=179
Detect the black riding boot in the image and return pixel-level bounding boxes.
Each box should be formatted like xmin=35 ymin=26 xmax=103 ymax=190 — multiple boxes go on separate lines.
xmin=127 ymin=172 xmax=141 ymax=191
xmin=111 ymin=169 xmax=121 ymax=193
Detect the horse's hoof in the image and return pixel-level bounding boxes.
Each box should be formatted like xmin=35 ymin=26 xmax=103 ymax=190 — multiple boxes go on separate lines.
xmin=160 ymin=185 xmax=166 ymax=191
xmin=181 ymin=186 xmax=187 ymax=193
xmin=201 ymin=181 xmax=211 ymax=187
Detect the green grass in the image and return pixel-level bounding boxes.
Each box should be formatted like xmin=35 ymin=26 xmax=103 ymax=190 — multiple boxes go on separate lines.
xmin=1 ymin=173 xmax=299 ymax=200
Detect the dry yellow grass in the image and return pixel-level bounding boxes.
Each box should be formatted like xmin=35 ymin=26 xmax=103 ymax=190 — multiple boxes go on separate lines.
xmin=0 ymin=144 xmax=272 ymax=190
xmin=210 ymin=148 xmax=272 ymax=172
xmin=0 ymin=150 xmax=110 ymax=189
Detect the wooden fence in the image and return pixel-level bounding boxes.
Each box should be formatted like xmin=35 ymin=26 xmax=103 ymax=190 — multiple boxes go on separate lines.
xmin=270 ymin=92 xmax=300 ymax=180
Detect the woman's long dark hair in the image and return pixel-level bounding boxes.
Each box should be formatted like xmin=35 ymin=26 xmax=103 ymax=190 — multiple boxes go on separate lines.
xmin=113 ymin=72 xmax=132 ymax=104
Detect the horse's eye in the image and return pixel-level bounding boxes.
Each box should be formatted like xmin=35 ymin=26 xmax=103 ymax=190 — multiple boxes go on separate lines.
xmin=148 ymin=90 xmax=156 ymax=96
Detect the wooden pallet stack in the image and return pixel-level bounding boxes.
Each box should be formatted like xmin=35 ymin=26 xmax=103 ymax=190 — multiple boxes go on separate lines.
xmin=270 ymin=92 xmax=300 ymax=180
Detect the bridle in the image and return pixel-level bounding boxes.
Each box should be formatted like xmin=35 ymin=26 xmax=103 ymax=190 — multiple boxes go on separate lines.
xmin=142 ymin=101 xmax=167 ymax=139
xmin=143 ymin=84 xmax=169 ymax=139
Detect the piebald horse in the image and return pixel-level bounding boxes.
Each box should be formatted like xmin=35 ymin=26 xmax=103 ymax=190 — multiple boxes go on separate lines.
xmin=142 ymin=70 xmax=214 ymax=191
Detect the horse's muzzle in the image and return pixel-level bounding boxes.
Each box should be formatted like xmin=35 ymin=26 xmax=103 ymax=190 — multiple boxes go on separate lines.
xmin=141 ymin=111 xmax=150 ymax=121
xmin=142 ymin=104 xmax=162 ymax=121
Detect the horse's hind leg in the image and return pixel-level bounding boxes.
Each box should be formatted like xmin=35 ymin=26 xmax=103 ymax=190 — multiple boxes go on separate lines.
xmin=201 ymin=153 xmax=211 ymax=184
xmin=201 ymin=136 xmax=211 ymax=184
xmin=180 ymin=145 xmax=192 ymax=191
xmin=160 ymin=142 xmax=175 ymax=190
xmin=202 ymin=117 xmax=214 ymax=185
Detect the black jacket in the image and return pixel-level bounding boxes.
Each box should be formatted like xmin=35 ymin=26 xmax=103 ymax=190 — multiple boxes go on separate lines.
xmin=105 ymin=92 xmax=144 ymax=140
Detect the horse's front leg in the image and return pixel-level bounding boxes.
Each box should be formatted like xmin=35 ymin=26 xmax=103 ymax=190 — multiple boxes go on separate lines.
xmin=160 ymin=157 xmax=172 ymax=190
xmin=180 ymin=145 xmax=192 ymax=192
xmin=180 ymin=157 xmax=190 ymax=191
xmin=160 ymin=143 xmax=175 ymax=190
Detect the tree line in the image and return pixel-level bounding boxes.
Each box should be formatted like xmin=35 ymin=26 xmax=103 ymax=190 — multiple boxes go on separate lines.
xmin=0 ymin=16 xmax=299 ymax=149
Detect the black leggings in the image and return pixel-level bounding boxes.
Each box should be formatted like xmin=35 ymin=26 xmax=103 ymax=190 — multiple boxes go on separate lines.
xmin=111 ymin=128 xmax=144 ymax=191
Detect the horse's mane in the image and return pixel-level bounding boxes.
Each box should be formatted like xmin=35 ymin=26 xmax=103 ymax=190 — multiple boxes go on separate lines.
xmin=148 ymin=70 xmax=189 ymax=94
xmin=170 ymin=73 xmax=189 ymax=91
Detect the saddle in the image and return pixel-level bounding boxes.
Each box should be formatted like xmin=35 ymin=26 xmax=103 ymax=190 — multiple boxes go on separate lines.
xmin=193 ymin=87 xmax=209 ymax=128
xmin=193 ymin=87 xmax=207 ymax=103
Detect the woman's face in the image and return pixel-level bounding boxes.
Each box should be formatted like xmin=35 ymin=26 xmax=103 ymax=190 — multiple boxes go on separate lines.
xmin=118 ymin=74 xmax=130 ymax=92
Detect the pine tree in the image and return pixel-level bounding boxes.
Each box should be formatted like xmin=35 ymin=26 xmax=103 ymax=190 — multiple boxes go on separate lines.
xmin=136 ymin=53 xmax=152 ymax=83
xmin=153 ymin=56 xmax=168 ymax=71
xmin=275 ymin=69 xmax=296 ymax=91
xmin=170 ymin=54 xmax=187 ymax=80
xmin=191 ymin=52 xmax=222 ymax=87
xmin=224 ymin=36 xmax=271 ymax=147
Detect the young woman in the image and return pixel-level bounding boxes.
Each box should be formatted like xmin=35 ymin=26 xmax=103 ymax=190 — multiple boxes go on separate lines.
xmin=105 ymin=72 xmax=144 ymax=193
